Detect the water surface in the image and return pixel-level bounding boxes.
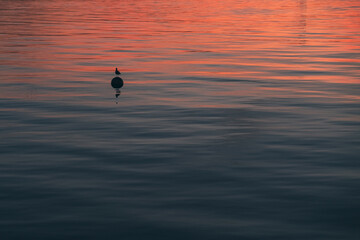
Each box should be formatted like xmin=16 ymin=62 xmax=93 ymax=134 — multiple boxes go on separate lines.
xmin=0 ymin=0 xmax=359 ymax=239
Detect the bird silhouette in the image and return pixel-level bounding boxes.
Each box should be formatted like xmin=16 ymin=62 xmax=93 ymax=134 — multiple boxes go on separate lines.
xmin=115 ymin=68 xmax=121 ymax=75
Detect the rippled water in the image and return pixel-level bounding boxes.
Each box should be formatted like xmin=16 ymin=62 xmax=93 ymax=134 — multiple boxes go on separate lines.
xmin=0 ymin=0 xmax=359 ymax=239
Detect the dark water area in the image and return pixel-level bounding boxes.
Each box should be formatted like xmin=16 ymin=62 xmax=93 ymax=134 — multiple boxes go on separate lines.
xmin=0 ymin=0 xmax=359 ymax=239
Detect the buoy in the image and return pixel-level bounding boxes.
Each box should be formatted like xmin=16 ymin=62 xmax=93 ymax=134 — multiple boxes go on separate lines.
xmin=111 ymin=77 xmax=124 ymax=88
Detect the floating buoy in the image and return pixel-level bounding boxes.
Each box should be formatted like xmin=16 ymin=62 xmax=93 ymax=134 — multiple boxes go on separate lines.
xmin=111 ymin=77 xmax=124 ymax=88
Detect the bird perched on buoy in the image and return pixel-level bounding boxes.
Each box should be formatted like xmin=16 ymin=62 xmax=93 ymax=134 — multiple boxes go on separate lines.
xmin=111 ymin=68 xmax=124 ymax=103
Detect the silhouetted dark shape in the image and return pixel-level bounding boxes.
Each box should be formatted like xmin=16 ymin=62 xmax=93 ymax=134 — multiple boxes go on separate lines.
xmin=111 ymin=77 xmax=124 ymax=88
xmin=115 ymin=68 xmax=121 ymax=75
xmin=115 ymin=89 xmax=121 ymax=98
xmin=111 ymin=73 xmax=124 ymax=104
xmin=115 ymin=89 xmax=121 ymax=104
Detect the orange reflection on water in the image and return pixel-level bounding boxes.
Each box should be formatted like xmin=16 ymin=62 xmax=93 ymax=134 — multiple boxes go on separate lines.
xmin=0 ymin=0 xmax=359 ymax=104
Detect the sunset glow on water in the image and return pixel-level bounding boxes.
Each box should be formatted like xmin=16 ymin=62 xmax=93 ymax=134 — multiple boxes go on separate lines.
xmin=0 ymin=0 xmax=359 ymax=239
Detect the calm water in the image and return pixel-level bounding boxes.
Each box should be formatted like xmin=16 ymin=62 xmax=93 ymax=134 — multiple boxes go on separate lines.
xmin=0 ymin=0 xmax=359 ymax=239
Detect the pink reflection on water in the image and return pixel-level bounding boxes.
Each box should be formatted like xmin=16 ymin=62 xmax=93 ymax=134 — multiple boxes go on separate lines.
xmin=0 ymin=0 xmax=359 ymax=103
